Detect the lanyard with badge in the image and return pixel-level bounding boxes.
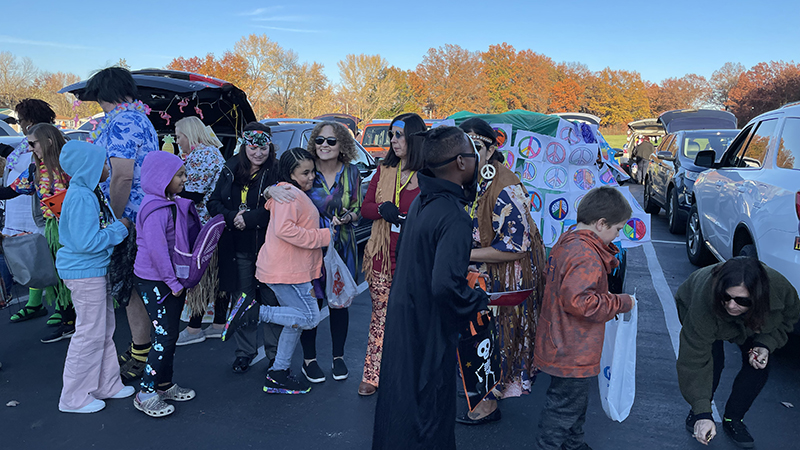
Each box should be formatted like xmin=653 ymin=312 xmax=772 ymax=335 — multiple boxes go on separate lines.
xmin=239 ymin=173 xmax=257 ymax=212
xmin=392 ymin=161 xmax=414 ymax=234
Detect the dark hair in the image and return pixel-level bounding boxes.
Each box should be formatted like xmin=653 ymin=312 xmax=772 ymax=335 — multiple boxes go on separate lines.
xmin=307 ymin=121 xmax=358 ymax=164
xmin=421 ymin=126 xmax=471 ymax=172
xmin=576 ymin=186 xmax=632 ymax=226
xmin=278 ymin=148 xmax=315 ymax=190
xmin=382 ymin=113 xmax=426 ymax=171
xmin=459 ymin=117 xmax=504 ymax=164
xmin=15 ymin=98 xmax=56 ymax=124
xmin=234 ymin=122 xmax=276 ymax=185
xmin=711 ymin=257 xmax=770 ymax=330
xmin=84 ymin=67 xmax=138 ymax=104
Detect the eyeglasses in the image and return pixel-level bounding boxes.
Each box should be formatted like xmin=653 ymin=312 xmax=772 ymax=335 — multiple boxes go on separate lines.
xmin=388 ymin=131 xmax=405 ymax=140
xmin=722 ymin=295 xmax=752 ymax=308
xmin=315 ymin=137 xmax=337 ymax=146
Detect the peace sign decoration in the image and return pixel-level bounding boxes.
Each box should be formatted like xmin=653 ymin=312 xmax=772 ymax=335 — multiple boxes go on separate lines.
xmin=569 ymin=146 xmax=595 ymax=165
xmin=545 ymin=142 xmax=566 ymax=164
xmin=572 ymin=167 xmax=597 ymax=191
xmin=549 ymin=197 xmax=569 ymax=221
xmin=543 ymin=166 xmax=568 ymax=190
xmin=513 ymin=131 xmax=544 ymax=161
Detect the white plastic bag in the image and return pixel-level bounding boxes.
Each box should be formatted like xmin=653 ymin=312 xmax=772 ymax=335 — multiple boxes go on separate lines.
xmin=324 ymin=239 xmax=357 ymax=309
xmin=598 ymin=297 xmax=638 ymax=422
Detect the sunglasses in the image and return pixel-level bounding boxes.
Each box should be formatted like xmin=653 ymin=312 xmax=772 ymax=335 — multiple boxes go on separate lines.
xmin=722 ymin=295 xmax=752 ymax=308
xmin=28 ymin=139 xmax=39 ymax=147
xmin=315 ymin=137 xmax=337 ymax=146
xmin=388 ymin=131 xmax=405 ymax=140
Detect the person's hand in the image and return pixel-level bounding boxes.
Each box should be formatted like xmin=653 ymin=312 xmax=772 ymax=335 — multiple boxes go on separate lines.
xmin=172 ymin=288 xmax=185 ymax=297
xmin=693 ymin=419 xmax=716 ymax=445
xmin=748 ymin=347 xmax=769 ymax=369
xmin=265 ymin=185 xmax=297 ymax=204
xmin=378 ymin=202 xmax=402 ymax=225
xmin=233 ymin=211 xmax=246 ymax=230
xmin=331 ymin=216 xmax=344 ymax=227
xmin=120 ymin=217 xmax=131 ymax=228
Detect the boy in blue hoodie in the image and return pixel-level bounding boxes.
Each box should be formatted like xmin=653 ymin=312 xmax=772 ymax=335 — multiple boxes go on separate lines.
xmin=56 ymin=140 xmax=132 ymax=414
xmin=132 ymin=151 xmax=198 ymax=417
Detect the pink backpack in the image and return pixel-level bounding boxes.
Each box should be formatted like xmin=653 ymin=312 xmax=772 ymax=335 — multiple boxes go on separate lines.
xmin=171 ymin=206 xmax=225 ymax=289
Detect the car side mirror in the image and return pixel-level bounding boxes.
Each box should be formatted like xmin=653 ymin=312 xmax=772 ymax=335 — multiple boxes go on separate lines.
xmin=656 ymin=151 xmax=674 ymax=161
xmin=694 ymin=150 xmax=715 ymax=168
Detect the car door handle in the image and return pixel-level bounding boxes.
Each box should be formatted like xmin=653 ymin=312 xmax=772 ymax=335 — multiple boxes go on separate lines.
xmin=715 ymin=180 xmax=723 ymax=189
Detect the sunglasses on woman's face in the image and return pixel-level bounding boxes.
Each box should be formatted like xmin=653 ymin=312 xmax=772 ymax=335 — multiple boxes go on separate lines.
xmin=723 ymin=295 xmax=752 ymax=308
xmin=388 ymin=131 xmax=405 ymax=140
xmin=315 ymin=137 xmax=337 ymax=146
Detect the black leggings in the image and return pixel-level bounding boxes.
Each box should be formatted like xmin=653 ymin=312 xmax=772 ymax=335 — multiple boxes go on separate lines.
xmin=300 ymin=303 xmax=349 ymax=360
xmin=135 ymin=277 xmax=185 ymax=393
xmin=711 ymin=337 xmax=770 ymax=420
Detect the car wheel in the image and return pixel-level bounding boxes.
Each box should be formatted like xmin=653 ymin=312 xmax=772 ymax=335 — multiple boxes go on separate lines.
xmin=643 ymin=179 xmax=660 ymax=214
xmin=738 ymin=244 xmax=758 ymax=259
xmin=686 ymin=204 xmax=714 ymax=266
xmin=667 ymin=188 xmax=685 ymax=235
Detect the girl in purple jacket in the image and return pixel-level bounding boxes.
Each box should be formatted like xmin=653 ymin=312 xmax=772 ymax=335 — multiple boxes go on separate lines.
xmin=131 ymin=151 xmax=196 ymax=417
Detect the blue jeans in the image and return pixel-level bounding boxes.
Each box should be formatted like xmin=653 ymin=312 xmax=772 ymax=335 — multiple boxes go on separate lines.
xmin=261 ymin=282 xmax=320 ymax=371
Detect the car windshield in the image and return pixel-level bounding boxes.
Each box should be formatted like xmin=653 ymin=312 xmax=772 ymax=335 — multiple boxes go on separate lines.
xmin=362 ymin=125 xmax=390 ymax=148
xmin=683 ymin=132 xmax=737 ymax=159
xmin=270 ymin=129 xmax=295 ymax=155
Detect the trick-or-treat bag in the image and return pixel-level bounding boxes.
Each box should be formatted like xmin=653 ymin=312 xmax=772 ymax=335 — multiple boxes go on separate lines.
xmin=598 ymin=296 xmax=638 ymax=422
xmin=458 ymin=309 xmax=502 ymax=412
xmin=324 ymin=232 xmax=357 ymax=309
xmin=2 ymin=232 xmax=60 ymax=288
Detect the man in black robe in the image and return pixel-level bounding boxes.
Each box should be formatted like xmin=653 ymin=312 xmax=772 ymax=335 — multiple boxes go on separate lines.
xmin=372 ymin=126 xmax=489 ymax=450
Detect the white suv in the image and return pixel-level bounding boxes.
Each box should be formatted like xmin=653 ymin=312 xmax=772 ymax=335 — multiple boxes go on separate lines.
xmin=686 ymin=102 xmax=800 ymax=297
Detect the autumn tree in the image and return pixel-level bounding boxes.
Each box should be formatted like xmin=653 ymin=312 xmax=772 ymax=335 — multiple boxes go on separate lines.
xmin=337 ymin=54 xmax=398 ymax=124
xmin=167 ymin=51 xmax=248 ymax=87
xmin=378 ymin=67 xmax=421 ymax=118
xmin=728 ymin=61 xmax=800 ymax=124
xmin=548 ymin=62 xmax=592 ymax=113
xmin=233 ymin=34 xmax=283 ymax=117
xmin=28 ymin=72 xmax=101 ymax=124
xmin=708 ymin=62 xmax=745 ymax=110
xmin=409 ymin=44 xmax=486 ymax=118
xmin=0 ymin=52 xmax=37 ymax=108
xmin=482 ymin=43 xmax=556 ymax=114
xmin=650 ymin=73 xmax=711 ymax=114
xmin=584 ymin=68 xmax=650 ymax=126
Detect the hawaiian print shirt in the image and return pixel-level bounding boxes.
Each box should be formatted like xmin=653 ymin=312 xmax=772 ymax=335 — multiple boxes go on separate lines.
xmin=94 ymin=110 xmax=159 ymax=223
xmin=182 ymin=145 xmax=225 ymax=224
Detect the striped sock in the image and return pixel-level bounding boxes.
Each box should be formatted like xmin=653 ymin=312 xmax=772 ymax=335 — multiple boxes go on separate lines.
xmin=131 ymin=343 xmax=151 ymax=362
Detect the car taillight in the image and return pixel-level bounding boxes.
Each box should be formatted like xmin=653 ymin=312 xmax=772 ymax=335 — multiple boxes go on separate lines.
xmin=796 ymin=192 xmax=800 ymax=221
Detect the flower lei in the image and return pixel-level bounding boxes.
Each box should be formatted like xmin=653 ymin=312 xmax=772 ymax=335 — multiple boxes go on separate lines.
xmin=6 ymin=138 xmax=30 ymax=173
xmin=89 ymin=100 xmax=151 ymax=143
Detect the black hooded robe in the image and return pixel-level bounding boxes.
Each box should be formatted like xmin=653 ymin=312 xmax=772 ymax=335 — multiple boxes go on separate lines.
xmin=372 ymin=173 xmax=488 ymax=450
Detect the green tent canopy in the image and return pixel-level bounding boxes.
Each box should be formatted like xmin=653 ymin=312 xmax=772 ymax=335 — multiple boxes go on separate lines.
xmin=447 ymin=109 xmax=561 ymax=141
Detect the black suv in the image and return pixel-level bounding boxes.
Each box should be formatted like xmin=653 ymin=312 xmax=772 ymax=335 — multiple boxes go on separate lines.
xmin=261 ymin=118 xmax=378 ymax=244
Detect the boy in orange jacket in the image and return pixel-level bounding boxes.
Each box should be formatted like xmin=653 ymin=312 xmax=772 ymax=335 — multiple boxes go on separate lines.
xmin=533 ymin=186 xmax=635 ymax=450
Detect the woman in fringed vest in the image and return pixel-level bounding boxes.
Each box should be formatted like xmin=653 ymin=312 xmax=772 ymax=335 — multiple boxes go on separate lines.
xmin=455 ymin=118 xmax=546 ymax=425
xmin=358 ymin=113 xmax=427 ymax=396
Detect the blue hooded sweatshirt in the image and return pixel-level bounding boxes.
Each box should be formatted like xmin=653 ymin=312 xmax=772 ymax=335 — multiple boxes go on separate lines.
xmin=133 ymin=151 xmax=193 ymax=294
xmin=56 ymin=141 xmax=128 ymax=279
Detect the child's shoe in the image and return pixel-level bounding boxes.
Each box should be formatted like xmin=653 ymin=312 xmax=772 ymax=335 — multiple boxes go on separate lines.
xmin=134 ymin=392 xmax=174 ymax=418
xmin=158 ymin=384 xmax=196 ymax=401
xmin=264 ymin=369 xmax=311 ymax=394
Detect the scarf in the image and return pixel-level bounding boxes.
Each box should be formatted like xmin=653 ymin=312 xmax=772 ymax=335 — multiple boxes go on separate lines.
xmin=362 ymin=165 xmax=398 ymax=283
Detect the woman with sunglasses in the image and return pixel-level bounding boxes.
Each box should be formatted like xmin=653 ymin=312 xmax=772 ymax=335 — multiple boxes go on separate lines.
xmin=453 ymin=117 xmax=546 ymax=425
xmin=358 ymin=112 xmax=427 ymax=396
xmin=677 ymin=257 xmax=799 ymax=448
xmin=291 ymin=121 xmax=363 ymax=383
xmin=207 ymin=122 xmax=282 ymax=374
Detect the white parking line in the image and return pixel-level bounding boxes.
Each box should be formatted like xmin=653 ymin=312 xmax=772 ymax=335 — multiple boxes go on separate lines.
xmin=643 ymin=242 xmax=721 ymax=422
xmin=651 ymin=239 xmax=685 ymax=245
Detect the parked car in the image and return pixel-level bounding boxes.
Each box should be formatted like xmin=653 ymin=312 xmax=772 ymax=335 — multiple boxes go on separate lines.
xmin=0 ymin=120 xmax=23 ymax=149
xmin=359 ymin=118 xmax=438 ymax=158
xmin=59 ymin=69 xmax=257 ymax=160
xmin=643 ymin=129 xmax=738 ymax=233
xmin=686 ymin=102 xmax=800 ymax=305
xmin=313 ymin=113 xmax=360 ymax=136
xmin=260 ymin=118 xmax=378 ymax=244
xmin=658 ymin=108 xmax=738 ymax=134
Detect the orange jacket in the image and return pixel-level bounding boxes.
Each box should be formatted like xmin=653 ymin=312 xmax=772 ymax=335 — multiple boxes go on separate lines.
xmin=255 ymin=183 xmax=331 ymax=285
xmin=533 ymin=229 xmax=633 ymax=378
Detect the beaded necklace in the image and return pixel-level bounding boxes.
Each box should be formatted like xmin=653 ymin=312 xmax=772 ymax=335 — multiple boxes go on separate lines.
xmin=89 ymin=100 xmax=151 ymax=143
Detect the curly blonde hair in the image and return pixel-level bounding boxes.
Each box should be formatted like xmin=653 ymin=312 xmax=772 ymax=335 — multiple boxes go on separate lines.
xmin=306 ymin=121 xmax=358 ymax=164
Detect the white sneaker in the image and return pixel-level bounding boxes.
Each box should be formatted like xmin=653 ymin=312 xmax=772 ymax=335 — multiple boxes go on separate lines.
xmin=59 ymin=398 xmax=105 ymax=414
xmin=176 ymin=328 xmax=206 ymax=346
xmin=110 ymin=385 xmax=135 ymax=399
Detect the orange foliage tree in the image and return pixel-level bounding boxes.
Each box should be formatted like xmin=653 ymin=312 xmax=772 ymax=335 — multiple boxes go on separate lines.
xmin=408 ymin=44 xmax=486 ymax=119
xmin=585 ymin=68 xmax=650 ymax=126
xmin=728 ymin=61 xmax=800 ymax=124
xmin=649 ymin=74 xmax=710 ymax=114
xmin=481 ymin=43 xmax=557 ymax=114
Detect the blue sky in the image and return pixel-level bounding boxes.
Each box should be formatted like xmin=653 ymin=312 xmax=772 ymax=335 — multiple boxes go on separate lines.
xmin=2 ymin=0 xmax=798 ymax=86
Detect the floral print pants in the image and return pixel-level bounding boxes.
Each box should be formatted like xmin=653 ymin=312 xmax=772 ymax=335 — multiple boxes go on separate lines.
xmin=134 ymin=277 xmax=186 ymax=393
xmin=362 ymin=272 xmax=391 ymax=387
